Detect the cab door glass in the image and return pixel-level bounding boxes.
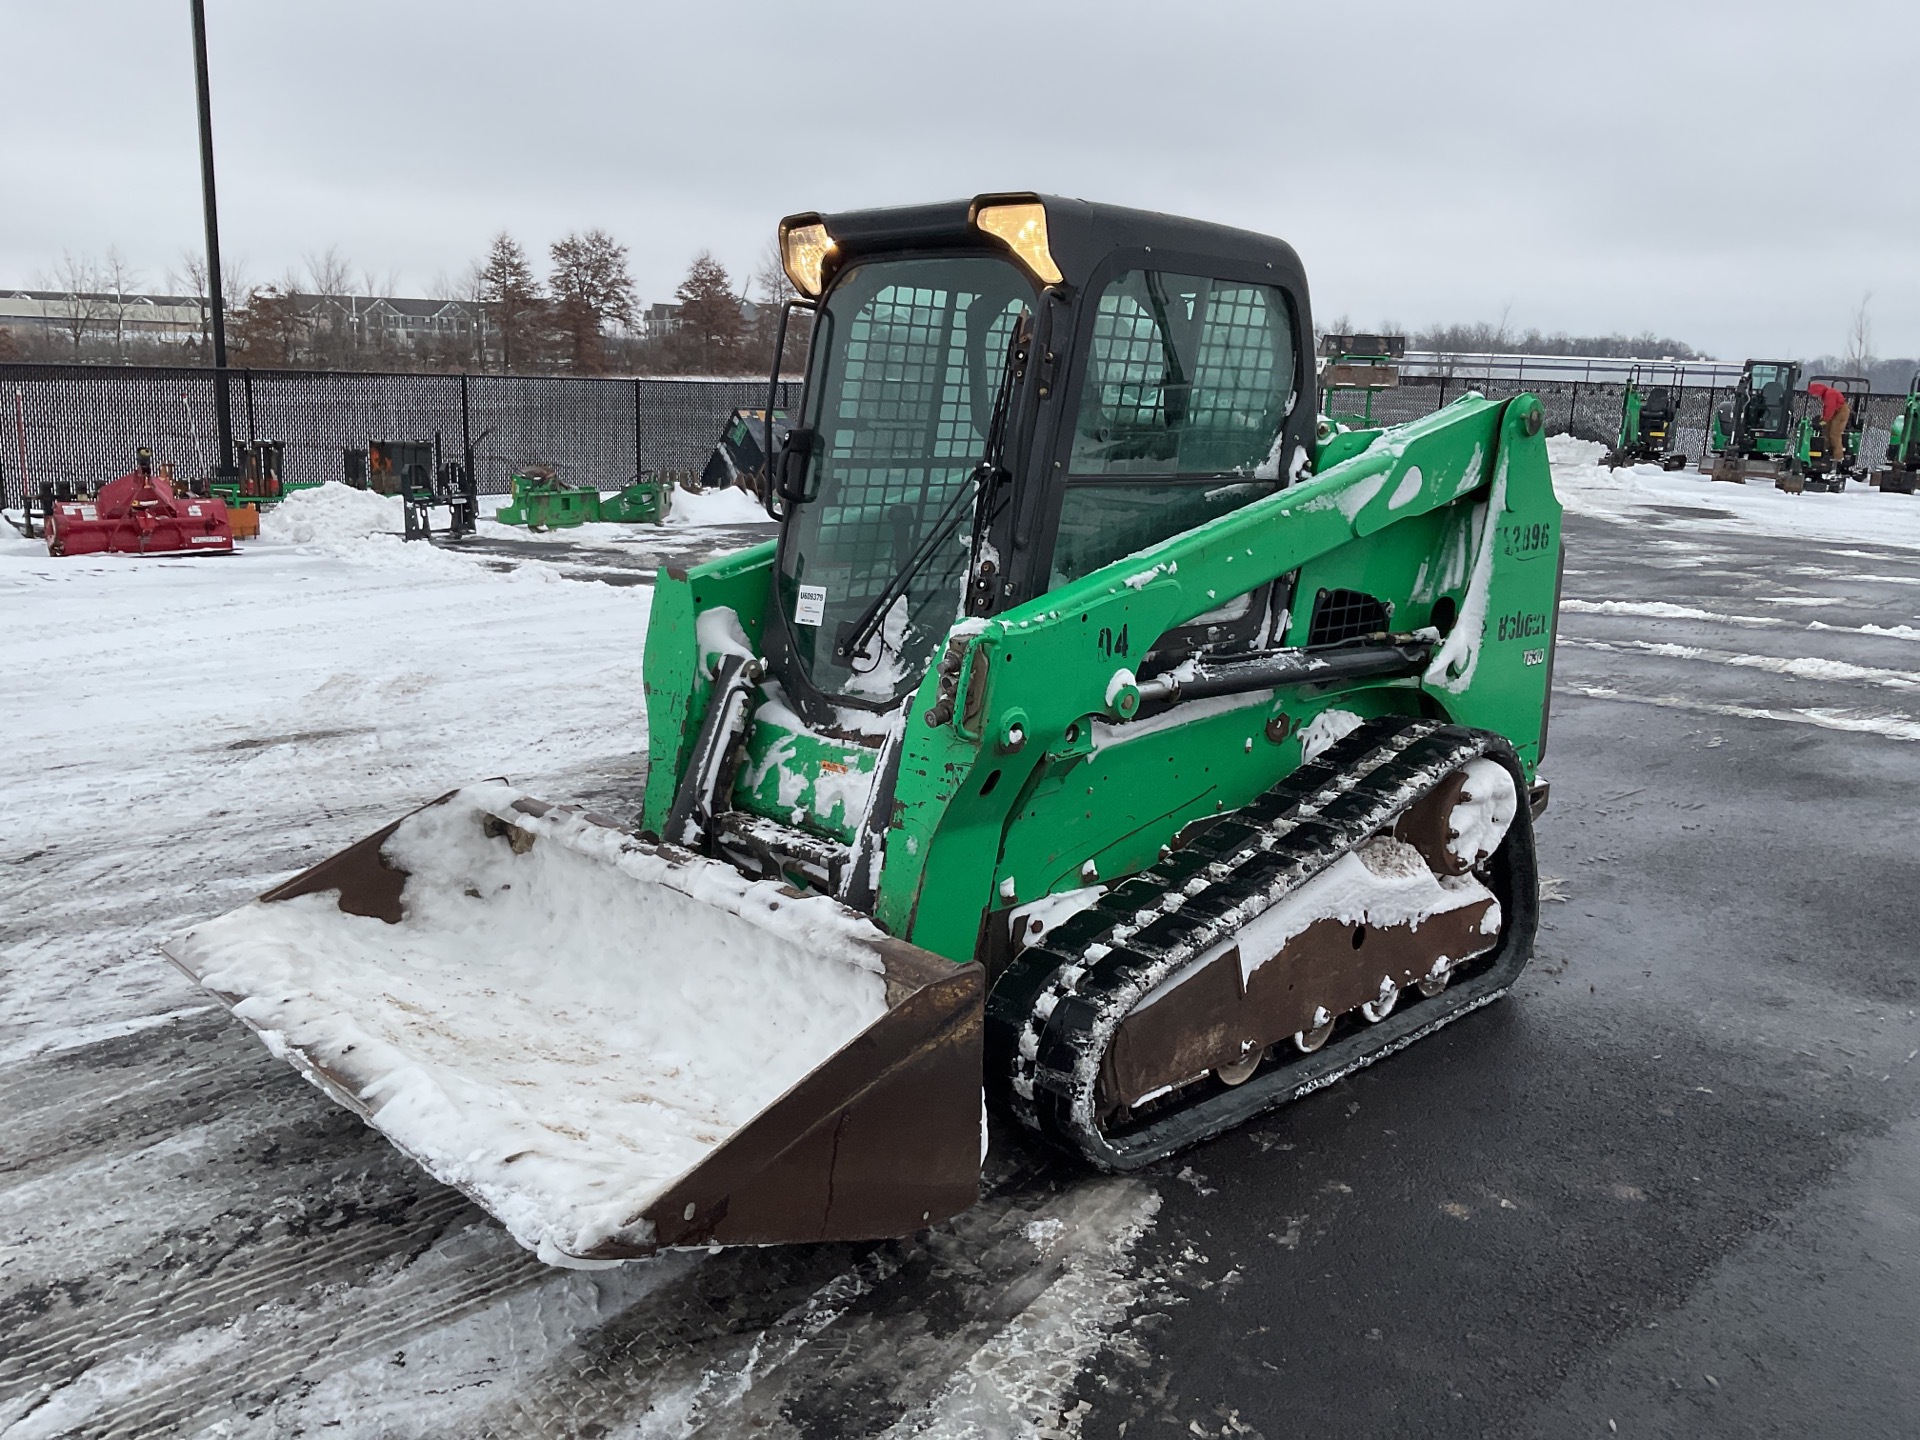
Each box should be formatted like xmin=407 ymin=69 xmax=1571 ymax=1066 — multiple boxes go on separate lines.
xmin=1054 ymin=272 xmax=1295 ymax=589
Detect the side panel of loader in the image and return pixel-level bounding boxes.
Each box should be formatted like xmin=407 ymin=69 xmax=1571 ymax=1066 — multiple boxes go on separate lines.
xmin=874 ymin=393 xmax=1559 ymax=963
xmin=641 ymin=539 xmax=777 ymax=835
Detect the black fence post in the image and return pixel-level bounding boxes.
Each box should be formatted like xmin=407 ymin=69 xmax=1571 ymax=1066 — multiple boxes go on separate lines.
xmin=243 ymin=369 xmax=256 ymax=447
xmin=460 ymin=371 xmax=473 ymax=483
xmin=641 ymin=378 xmax=656 ymax=485
xmin=1568 ymin=381 xmax=1580 ymax=436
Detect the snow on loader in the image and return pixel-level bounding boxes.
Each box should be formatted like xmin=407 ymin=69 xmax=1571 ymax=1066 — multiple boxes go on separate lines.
xmin=169 ymin=196 xmax=1561 ymax=1265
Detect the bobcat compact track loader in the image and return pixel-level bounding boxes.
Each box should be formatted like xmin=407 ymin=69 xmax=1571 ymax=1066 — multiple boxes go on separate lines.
xmin=169 ymin=196 xmax=1562 ymax=1265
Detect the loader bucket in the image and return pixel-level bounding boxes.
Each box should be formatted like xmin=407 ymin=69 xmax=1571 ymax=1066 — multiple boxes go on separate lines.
xmin=164 ymin=784 xmax=982 ymax=1265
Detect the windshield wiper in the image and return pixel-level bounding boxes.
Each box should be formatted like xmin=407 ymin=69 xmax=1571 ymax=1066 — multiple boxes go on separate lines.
xmin=832 ymin=317 xmax=1029 ymax=668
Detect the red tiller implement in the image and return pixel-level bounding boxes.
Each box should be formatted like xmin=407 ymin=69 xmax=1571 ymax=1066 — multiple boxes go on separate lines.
xmin=45 ymin=462 xmax=236 ymax=558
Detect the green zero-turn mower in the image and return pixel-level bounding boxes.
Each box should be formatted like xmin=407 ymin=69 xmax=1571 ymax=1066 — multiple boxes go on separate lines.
xmin=1875 ymin=370 xmax=1920 ymax=495
xmin=1702 ymin=358 xmax=1800 ymax=483
xmin=1602 ymin=364 xmax=1688 ymax=470
xmin=167 ymin=196 xmax=1563 ymax=1265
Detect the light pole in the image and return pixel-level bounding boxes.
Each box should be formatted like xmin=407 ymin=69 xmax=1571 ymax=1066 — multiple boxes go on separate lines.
xmin=189 ymin=0 xmax=234 ymax=480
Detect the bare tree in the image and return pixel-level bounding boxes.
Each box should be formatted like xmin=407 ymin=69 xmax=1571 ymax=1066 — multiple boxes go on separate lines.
xmin=303 ymin=246 xmax=355 ymax=364
xmin=1844 ymin=293 xmax=1875 ymax=376
xmin=44 ymin=251 xmax=107 ymax=358
xmin=751 ymin=239 xmax=808 ymax=377
xmin=429 ymin=261 xmax=490 ymax=370
xmin=99 ymin=247 xmax=142 ymax=362
xmin=168 ymin=252 xmax=249 ymax=360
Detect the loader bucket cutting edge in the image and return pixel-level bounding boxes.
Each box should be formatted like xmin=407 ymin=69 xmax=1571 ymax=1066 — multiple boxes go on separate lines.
xmin=163 ymin=784 xmax=982 ymax=1264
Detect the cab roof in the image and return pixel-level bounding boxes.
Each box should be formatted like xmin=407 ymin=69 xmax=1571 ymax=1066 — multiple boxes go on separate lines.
xmin=810 ymin=194 xmax=1308 ymax=297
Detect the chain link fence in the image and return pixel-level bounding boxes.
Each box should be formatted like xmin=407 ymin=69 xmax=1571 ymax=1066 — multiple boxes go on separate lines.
xmin=2 ymin=362 xmax=1907 ymax=509
xmin=0 ymin=363 xmax=798 ymax=502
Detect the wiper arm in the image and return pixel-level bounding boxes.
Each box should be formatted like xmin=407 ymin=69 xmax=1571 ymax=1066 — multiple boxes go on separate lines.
xmin=833 ymin=463 xmax=989 ymax=665
xmin=832 ymin=317 xmax=1029 ymax=669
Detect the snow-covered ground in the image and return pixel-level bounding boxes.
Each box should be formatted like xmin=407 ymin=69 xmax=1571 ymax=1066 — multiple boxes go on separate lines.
xmin=1550 ymin=435 xmax=1920 ymax=550
xmin=0 ymin=484 xmax=659 ymax=1061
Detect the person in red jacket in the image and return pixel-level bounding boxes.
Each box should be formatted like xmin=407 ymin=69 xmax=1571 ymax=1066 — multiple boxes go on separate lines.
xmin=1807 ymin=380 xmax=1852 ymax=468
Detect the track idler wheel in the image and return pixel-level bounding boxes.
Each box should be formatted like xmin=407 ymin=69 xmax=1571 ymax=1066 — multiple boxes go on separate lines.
xmin=1294 ymin=1009 xmax=1335 ymax=1053
xmin=1359 ymin=975 xmax=1400 ymax=1023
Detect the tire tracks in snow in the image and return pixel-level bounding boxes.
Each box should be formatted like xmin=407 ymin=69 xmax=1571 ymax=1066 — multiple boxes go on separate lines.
xmin=224 ymin=1159 xmax=1160 ymax=1440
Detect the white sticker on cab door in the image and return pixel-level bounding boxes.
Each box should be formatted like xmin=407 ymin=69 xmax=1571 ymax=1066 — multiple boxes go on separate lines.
xmin=794 ymin=584 xmax=827 ymax=626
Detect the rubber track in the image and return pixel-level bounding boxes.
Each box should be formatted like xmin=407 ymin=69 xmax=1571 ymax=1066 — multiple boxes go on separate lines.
xmin=985 ymin=716 xmax=1540 ymax=1170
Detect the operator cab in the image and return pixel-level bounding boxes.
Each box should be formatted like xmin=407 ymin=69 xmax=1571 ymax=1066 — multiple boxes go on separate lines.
xmin=1739 ymin=360 xmax=1800 ymax=439
xmin=758 ymin=195 xmax=1315 ymax=727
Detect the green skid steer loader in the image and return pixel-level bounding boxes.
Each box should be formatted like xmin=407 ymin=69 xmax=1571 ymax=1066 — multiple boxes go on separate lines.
xmin=167 ymin=196 xmax=1562 ymax=1265
xmin=1874 ymin=371 xmax=1920 ymax=495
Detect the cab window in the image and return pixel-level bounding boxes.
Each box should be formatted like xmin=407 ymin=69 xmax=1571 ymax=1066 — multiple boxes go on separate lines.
xmin=1054 ymin=270 xmax=1296 ymax=588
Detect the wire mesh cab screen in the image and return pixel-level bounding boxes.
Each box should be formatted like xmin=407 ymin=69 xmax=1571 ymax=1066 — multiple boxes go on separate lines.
xmin=1052 ymin=271 xmax=1296 ymax=589
xmin=777 ymin=256 xmax=1031 ymax=706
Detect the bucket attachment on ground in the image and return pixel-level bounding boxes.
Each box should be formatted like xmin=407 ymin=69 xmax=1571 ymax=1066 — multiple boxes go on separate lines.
xmin=165 ymin=784 xmax=982 ymax=1265
xmin=493 ymin=468 xmax=672 ymax=529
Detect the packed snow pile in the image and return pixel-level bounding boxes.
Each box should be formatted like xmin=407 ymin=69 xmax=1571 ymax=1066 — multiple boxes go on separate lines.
xmin=669 ymin=485 xmax=770 ymax=528
xmin=259 ymin=482 xmax=404 ymax=547
xmin=169 ymin=782 xmax=893 ymax=1265
xmin=1548 ymin=434 xmax=1608 ymax=470
xmin=1549 ymin=434 xmax=1920 ymax=551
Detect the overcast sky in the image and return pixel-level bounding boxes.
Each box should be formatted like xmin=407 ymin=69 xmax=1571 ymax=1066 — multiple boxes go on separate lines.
xmin=6 ymin=0 xmax=1916 ymax=359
